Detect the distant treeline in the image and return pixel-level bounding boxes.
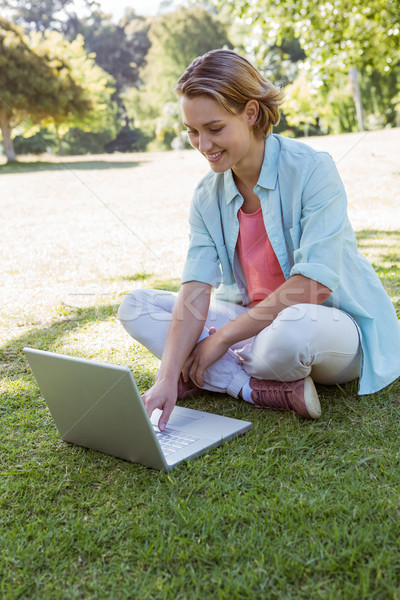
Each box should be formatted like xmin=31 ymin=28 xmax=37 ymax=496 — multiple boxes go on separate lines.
xmin=0 ymin=0 xmax=399 ymax=161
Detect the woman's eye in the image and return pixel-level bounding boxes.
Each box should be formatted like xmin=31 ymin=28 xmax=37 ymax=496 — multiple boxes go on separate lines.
xmin=187 ymin=130 xmax=197 ymax=135
xmin=210 ymin=128 xmax=222 ymax=133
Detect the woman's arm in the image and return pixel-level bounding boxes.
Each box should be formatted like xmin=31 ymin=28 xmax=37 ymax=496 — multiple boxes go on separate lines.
xmin=186 ymin=274 xmax=330 ymax=387
xmin=142 ymin=280 xmax=211 ymax=430
xmin=221 ymin=274 xmax=330 ymax=345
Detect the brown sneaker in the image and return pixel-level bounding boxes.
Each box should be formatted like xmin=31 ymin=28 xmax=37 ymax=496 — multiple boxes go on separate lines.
xmin=177 ymin=375 xmax=203 ymax=400
xmin=249 ymin=376 xmax=321 ymax=419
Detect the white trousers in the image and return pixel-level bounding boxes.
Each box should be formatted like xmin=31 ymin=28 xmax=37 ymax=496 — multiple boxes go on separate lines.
xmin=118 ymin=289 xmax=361 ymax=398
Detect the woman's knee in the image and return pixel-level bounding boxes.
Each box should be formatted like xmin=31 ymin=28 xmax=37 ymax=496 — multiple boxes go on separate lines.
xmin=118 ymin=288 xmax=150 ymax=324
xmin=249 ymin=303 xmax=359 ymax=380
xmin=249 ymin=305 xmax=322 ymax=375
xmin=118 ymin=288 xmax=177 ymax=345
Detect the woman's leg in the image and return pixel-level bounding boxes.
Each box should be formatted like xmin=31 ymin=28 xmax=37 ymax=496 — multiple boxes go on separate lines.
xmin=119 ymin=293 xmax=360 ymax=416
xmin=118 ymin=289 xmax=250 ymax=397
xmin=236 ymin=303 xmax=360 ymax=385
xmin=118 ymin=288 xmax=178 ymax=360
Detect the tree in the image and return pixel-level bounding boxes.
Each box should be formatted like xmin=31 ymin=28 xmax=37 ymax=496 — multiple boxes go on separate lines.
xmin=123 ymin=6 xmax=232 ymax=147
xmin=0 ymin=0 xmax=94 ymax=32
xmin=213 ymin=0 xmax=400 ymax=131
xmin=65 ymin=8 xmax=151 ymax=96
xmin=283 ymin=70 xmax=321 ymax=136
xmin=29 ymin=30 xmax=117 ymax=153
xmin=0 ymin=17 xmax=89 ymax=161
xmin=1 ymin=1 xmax=151 ymax=96
xmin=0 ymin=18 xmax=116 ymax=161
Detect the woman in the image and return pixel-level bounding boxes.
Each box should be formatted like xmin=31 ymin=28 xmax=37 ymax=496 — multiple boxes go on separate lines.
xmin=118 ymin=49 xmax=400 ymax=431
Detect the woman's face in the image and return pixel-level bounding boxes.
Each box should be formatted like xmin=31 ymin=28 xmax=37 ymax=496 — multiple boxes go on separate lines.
xmin=181 ymin=95 xmax=258 ymax=174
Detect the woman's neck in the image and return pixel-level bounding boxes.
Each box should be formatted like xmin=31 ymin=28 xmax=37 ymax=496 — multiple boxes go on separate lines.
xmin=232 ymin=135 xmax=266 ymax=213
xmin=232 ymin=136 xmax=265 ymax=186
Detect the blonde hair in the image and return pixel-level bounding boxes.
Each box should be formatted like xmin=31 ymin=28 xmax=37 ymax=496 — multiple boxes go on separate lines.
xmin=175 ymin=49 xmax=284 ymax=137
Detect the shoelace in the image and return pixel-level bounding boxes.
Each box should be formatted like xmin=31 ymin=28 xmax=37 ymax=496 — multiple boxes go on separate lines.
xmin=253 ymin=382 xmax=294 ymax=411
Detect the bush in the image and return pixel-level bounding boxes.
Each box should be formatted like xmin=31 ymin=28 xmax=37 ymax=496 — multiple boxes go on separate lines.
xmin=13 ymin=129 xmax=57 ymax=155
xmin=104 ymin=126 xmax=150 ymax=153
xmin=62 ymin=128 xmax=115 ymax=155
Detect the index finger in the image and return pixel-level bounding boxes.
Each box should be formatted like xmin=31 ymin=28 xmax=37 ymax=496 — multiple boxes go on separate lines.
xmin=158 ymin=399 xmax=175 ymax=432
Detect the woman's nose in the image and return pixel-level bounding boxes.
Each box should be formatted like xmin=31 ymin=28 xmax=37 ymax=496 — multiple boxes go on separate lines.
xmin=198 ymin=134 xmax=212 ymax=153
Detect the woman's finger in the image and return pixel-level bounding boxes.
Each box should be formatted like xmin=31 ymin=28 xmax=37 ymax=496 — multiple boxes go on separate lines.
xmin=182 ymin=354 xmax=195 ymax=382
xmin=190 ymin=359 xmax=205 ymax=387
xmin=195 ymin=366 xmax=205 ymax=387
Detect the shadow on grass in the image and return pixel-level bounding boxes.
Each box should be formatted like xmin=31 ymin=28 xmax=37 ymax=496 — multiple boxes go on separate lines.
xmin=0 ymin=303 xmax=120 ymax=377
xmin=0 ymin=160 xmax=142 ymax=174
xmin=115 ymin=275 xmax=181 ymax=291
xmin=1 ymin=276 xmax=182 ymax=378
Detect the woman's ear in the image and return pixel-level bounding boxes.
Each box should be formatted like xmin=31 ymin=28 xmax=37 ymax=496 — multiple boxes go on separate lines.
xmin=244 ymin=100 xmax=260 ymax=127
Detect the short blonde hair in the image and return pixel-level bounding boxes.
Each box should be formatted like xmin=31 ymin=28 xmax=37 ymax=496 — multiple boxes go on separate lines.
xmin=175 ymin=49 xmax=284 ymax=137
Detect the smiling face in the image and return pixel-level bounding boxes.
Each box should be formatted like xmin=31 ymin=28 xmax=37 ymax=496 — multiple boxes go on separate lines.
xmin=181 ymin=94 xmax=260 ymax=174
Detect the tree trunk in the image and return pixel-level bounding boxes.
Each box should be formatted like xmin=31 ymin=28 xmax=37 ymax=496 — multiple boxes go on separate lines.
xmin=348 ymin=67 xmax=364 ymax=132
xmin=0 ymin=110 xmax=17 ymax=162
xmin=56 ymin=128 xmax=64 ymax=156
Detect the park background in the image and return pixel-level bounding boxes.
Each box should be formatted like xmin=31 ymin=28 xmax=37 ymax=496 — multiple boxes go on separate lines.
xmin=1 ymin=0 xmax=399 ymax=160
xmin=1 ymin=1 xmax=400 ymax=599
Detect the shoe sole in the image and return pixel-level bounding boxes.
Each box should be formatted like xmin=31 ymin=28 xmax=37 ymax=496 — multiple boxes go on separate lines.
xmin=304 ymin=376 xmax=322 ymax=419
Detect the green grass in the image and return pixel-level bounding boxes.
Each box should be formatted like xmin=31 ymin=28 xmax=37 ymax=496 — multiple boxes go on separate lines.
xmin=1 ymin=233 xmax=400 ymax=600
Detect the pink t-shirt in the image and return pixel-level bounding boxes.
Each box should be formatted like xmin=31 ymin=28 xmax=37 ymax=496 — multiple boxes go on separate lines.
xmin=236 ymin=207 xmax=286 ymax=306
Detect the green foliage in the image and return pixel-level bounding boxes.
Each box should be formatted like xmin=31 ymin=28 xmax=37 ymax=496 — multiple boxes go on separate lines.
xmin=30 ymin=31 xmax=117 ymax=139
xmin=0 ymin=18 xmax=88 ymax=123
xmin=155 ymin=102 xmax=187 ymax=149
xmin=0 ymin=18 xmax=118 ymax=160
xmin=0 ymin=0 xmax=78 ymax=32
xmin=12 ymin=125 xmax=149 ymax=156
xmin=319 ymin=79 xmax=358 ymax=135
xmin=12 ymin=128 xmax=57 ymax=154
xmin=66 ymin=8 xmax=151 ymax=95
xmin=0 ymin=17 xmax=91 ymax=159
xmin=260 ymin=38 xmax=306 ymax=87
xmin=104 ymin=125 xmax=150 ymax=153
xmin=123 ymin=6 xmax=232 ymax=149
xmin=283 ymin=70 xmax=321 ymax=135
xmin=361 ymin=68 xmax=400 ymax=129
xmin=213 ymin=0 xmax=400 ymax=133
xmin=283 ymin=70 xmax=357 ymax=136
xmin=217 ymin=0 xmax=400 ymax=78
xmin=60 ymin=128 xmax=115 ymax=155
xmin=284 ymin=66 xmax=400 ymax=136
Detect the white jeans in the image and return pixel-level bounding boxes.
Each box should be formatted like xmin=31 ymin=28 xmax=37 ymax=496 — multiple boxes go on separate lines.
xmin=118 ymin=289 xmax=361 ymax=398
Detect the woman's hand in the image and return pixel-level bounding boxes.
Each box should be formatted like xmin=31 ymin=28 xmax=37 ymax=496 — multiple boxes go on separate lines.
xmin=142 ymin=377 xmax=178 ymax=431
xmin=182 ymin=327 xmax=230 ymax=387
xmin=141 ymin=281 xmax=212 ymax=431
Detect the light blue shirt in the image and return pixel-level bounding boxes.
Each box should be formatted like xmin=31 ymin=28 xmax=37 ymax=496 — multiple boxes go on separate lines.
xmin=181 ymin=134 xmax=400 ymax=395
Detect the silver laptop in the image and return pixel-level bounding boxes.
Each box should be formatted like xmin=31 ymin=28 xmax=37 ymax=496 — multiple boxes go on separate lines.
xmin=24 ymin=348 xmax=252 ymax=471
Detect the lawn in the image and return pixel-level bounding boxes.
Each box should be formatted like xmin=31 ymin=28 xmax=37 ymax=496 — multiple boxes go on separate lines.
xmin=1 ymin=129 xmax=399 ymax=599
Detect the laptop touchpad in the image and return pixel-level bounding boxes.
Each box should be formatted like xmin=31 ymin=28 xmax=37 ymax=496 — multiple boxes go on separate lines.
xmin=151 ymin=407 xmax=203 ymax=428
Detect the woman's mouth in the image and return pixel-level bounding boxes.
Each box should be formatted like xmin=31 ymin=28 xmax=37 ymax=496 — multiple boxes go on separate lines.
xmin=205 ymin=151 xmax=224 ymax=163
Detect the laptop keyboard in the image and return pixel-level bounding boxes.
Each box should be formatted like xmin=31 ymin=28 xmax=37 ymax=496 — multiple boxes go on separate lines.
xmin=155 ymin=428 xmax=200 ymax=456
